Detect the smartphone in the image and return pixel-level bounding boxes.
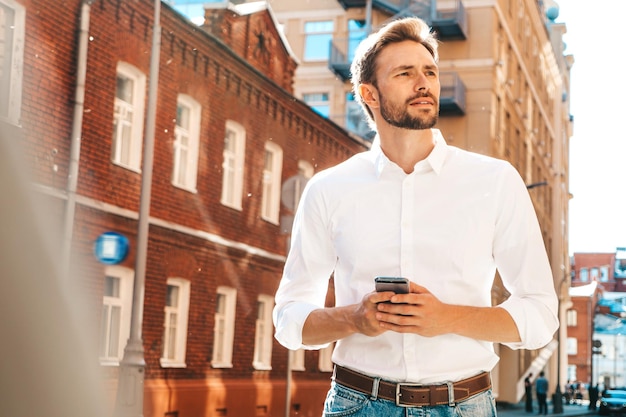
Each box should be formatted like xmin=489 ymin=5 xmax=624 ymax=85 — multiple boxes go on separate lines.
xmin=374 ymin=276 xmax=410 ymax=294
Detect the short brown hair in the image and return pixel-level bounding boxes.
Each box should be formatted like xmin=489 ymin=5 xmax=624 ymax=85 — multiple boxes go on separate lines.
xmin=350 ymin=17 xmax=439 ymax=125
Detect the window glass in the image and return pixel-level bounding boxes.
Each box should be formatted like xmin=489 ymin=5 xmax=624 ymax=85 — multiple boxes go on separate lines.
xmin=304 ymin=21 xmax=333 ymax=61
xmin=99 ymin=267 xmax=134 ymax=365
xmin=303 ymin=92 xmax=329 ymax=117
xmin=579 ymin=268 xmax=588 ymax=282
xmin=0 ymin=1 xmax=24 ymax=123
xmin=161 ymin=278 xmax=190 ymax=367
xmin=221 ymin=121 xmax=246 ymax=210
xmin=173 ymin=95 xmax=200 ymax=191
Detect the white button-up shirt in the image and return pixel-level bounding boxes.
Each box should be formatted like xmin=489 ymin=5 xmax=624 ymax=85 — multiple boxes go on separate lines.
xmin=273 ymin=129 xmax=558 ymax=383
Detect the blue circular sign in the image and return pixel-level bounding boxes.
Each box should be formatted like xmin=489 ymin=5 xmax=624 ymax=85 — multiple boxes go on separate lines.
xmin=94 ymin=232 xmax=129 ymax=265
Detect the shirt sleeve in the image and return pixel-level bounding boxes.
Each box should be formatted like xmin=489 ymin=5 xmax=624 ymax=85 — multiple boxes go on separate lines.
xmin=272 ymin=176 xmax=337 ymax=350
xmin=492 ymin=164 xmax=559 ymax=350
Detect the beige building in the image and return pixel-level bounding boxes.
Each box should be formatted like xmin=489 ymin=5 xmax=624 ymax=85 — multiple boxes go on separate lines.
xmin=171 ymin=0 xmax=574 ymax=404
xmin=264 ymin=0 xmax=574 ymax=404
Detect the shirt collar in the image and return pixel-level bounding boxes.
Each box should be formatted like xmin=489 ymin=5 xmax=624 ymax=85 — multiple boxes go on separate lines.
xmin=370 ymin=129 xmax=449 ymax=177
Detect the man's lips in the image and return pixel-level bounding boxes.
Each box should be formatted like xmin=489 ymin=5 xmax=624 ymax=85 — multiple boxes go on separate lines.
xmin=408 ymin=94 xmax=435 ymax=106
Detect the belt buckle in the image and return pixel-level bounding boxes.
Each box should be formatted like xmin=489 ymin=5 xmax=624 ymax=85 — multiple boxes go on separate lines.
xmin=395 ymin=382 xmax=423 ymax=407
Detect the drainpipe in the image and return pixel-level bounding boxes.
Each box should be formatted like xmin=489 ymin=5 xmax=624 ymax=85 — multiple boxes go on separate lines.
xmin=62 ymin=0 xmax=96 ymax=280
xmin=365 ymin=0 xmax=372 ymax=34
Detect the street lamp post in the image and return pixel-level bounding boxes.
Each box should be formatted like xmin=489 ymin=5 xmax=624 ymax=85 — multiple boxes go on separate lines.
xmin=114 ymin=1 xmax=161 ymax=416
xmin=552 ymin=275 xmax=568 ymax=414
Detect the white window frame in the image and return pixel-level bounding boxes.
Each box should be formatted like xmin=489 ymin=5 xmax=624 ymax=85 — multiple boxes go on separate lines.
xmin=566 ymin=309 xmax=577 ymax=327
xmin=0 ymin=0 xmax=25 ymax=124
xmin=566 ymin=337 xmax=578 ymax=356
xmin=261 ymin=141 xmax=283 ymax=224
xmin=253 ymin=294 xmax=274 ymax=370
xmin=211 ymin=286 xmax=237 ymax=368
xmin=172 ymin=94 xmax=201 ymax=192
xmin=99 ymin=266 xmax=134 ymax=366
xmin=318 ymin=342 xmax=334 ymax=372
xmin=112 ymin=62 xmax=146 ymax=172
xmin=160 ymin=278 xmax=191 ymax=368
xmin=220 ymin=120 xmax=246 ymax=210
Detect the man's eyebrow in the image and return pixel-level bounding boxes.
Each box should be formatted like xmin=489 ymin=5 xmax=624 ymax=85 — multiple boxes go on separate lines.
xmin=390 ymin=64 xmax=439 ymax=72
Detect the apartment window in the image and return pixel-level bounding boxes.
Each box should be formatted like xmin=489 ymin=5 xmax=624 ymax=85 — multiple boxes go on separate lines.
xmin=590 ymin=267 xmax=599 ymax=281
xmin=261 ymin=141 xmax=283 ymax=224
xmin=303 ymin=20 xmax=333 ymax=61
xmin=0 ymin=0 xmax=25 ymax=124
xmin=221 ymin=120 xmax=246 ymax=210
xmin=566 ymin=309 xmax=577 ymax=327
xmin=99 ymin=266 xmax=134 ymax=365
xmin=579 ymin=268 xmax=589 ymax=282
xmin=291 ymin=349 xmax=305 ymax=372
xmin=600 ymin=266 xmax=609 ymax=282
xmin=566 ymin=337 xmax=577 ymax=355
xmin=212 ymin=286 xmax=237 ymax=368
xmin=347 ymin=19 xmax=366 ymax=62
xmin=319 ymin=342 xmax=334 ymax=372
xmin=161 ymin=278 xmax=190 ymax=368
xmin=303 ymin=92 xmax=329 ymax=118
xmin=112 ymin=62 xmax=146 ymax=171
xmin=253 ymin=294 xmax=274 ymax=370
xmin=172 ymin=94 xmax=201 ymax=192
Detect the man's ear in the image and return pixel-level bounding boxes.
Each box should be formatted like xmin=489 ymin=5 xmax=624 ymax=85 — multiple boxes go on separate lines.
xmin=358 ymin=84 xmax=379 ymax=109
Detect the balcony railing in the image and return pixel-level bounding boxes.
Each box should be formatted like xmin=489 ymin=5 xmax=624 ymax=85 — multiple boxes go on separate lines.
xmin=439 ymin=71 xmax=466 ymax=116
xmin=335 ymin=0 xmax=467 ymax=40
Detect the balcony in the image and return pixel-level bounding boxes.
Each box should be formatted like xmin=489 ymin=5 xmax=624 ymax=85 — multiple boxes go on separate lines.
xmin=335 ymin=0 xmax=467 ymax=40
xmin=329 ymin=39 xmax=358 ymax=81
xmin=439 ymin=71 xmax=466 ymax=116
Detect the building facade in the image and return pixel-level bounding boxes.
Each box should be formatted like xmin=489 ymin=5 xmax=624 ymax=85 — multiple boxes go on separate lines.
xmin=571 ymin=250 xmax=626 ymax=292
xmin=6 ymin=0 xmax=368 ymax=416
xmin=566 ymin=282 xmax=600 ymax=391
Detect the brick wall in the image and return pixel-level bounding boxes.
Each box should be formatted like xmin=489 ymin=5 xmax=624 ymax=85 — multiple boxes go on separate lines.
xmin=17 ymin=0 xmax=368 ymax=416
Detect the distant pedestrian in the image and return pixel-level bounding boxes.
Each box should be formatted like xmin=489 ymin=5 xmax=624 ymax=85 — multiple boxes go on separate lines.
xmin=524 ymin=373 xmax=533 ymax=412
xmin=535 ymin=371 xmax=548 ymax=415
xmin=588 ymin=383 xmax=599 ymax=410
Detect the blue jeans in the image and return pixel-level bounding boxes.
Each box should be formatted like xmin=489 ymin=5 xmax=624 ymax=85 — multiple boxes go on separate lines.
xmin=323 ymin=381 xmax=497 ymax=417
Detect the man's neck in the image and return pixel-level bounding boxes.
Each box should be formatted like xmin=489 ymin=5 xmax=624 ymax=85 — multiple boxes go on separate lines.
xmin=378 ymin=127 xmax=436 ymax=174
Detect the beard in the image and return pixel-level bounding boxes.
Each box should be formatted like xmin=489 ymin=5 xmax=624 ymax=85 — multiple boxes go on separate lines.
xmin=379 ymin=92 xmax=439 ymax=130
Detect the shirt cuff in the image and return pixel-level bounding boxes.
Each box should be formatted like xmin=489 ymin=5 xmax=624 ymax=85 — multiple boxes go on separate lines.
xmin=273 ymin=301 xmax=330 ymax=351
xmin=497 ymin=296 xmax=558 ymax=350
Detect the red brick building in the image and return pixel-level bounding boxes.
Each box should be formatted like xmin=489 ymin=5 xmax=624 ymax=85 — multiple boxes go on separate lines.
xmin=8 ymin=0 xmax=368 ymax=415
xmin=571 ymin=251 xmax=626 ymax=292
xmin=566 ymin=282 xmax=601 ymax=388
xmin=566 ymin=250 xmax=626 ymax=388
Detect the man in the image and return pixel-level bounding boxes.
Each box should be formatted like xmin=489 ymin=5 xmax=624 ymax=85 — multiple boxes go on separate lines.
xmin=273 ymin=17 xmax=558 ymax=417
xmin=525 ymin=373 xmax=534 ymax=412
xmin=536 ymin=371 xmax=549 ymax=415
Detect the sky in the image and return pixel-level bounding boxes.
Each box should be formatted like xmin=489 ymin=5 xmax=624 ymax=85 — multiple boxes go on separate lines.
xmin=554 ymin=0 xmax=626 ymax=254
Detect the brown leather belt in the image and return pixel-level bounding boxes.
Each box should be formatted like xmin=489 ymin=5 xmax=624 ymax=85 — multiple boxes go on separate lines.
xmin=333 ymin=365 xmax=491 ymax=407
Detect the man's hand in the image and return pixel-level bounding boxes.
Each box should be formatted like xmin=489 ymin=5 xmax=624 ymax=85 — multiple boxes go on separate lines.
xmin=374 ymin=281 xmax=521 ymax=343
xmin=302 ymin=290 xmax=392 ymax=345
xmin=375 ymin=282 xmax=453 ymax=337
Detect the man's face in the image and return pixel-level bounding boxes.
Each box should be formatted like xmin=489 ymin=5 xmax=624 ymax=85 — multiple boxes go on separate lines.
xmin=372 ymin=40 xmax=440 ymax=130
